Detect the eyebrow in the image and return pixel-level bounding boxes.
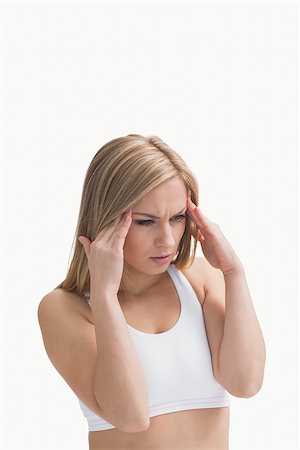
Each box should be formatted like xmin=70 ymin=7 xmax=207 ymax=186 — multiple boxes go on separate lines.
xmin=132 ymin=207 xmax=187 ymax=219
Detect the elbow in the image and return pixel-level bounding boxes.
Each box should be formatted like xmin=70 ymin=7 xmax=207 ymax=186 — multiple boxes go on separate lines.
xmin=119 ymin=417 xmax=150 ymax=433
xmin=232 ymin=380 xmax=263 ymax=398
xmin=99 ymin=404 xmax=150 ymax=433
xmin=216 ymin=364 xmax=265 ymax=399
xmin=243 ymin=382 xmax=263 ymax=398
xmin=239 ymin=368 xmax=266 ymax=398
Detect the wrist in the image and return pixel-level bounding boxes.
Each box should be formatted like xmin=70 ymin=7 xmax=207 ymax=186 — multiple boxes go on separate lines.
xmin=222 ymin=264 xmax=245 ymax=278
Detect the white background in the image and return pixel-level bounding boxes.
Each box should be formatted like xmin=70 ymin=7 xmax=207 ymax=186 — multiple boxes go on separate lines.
xmin=0 ymin=1 xmax=298 ymax=449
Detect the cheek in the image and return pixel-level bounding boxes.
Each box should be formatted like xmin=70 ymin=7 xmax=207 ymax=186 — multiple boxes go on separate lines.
xmin=177 ymin=222 xmax=187 ymax=236
xmin=126 ymin=224 xmax=149 ymax=240
xmin=123 ymin=230 xmax=134 ymax=250
xmin=123 ymin=227 xmax=144 ymax=252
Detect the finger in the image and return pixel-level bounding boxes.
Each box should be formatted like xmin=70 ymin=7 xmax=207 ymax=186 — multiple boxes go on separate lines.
xmin=78 ymin=236 xmax=91 ymax=256
xmin=193 ymin=208 xmax=211 ymax=230
xmin=102 ymin=209 xmax=132 ymax=246
xmin=94 ymin=211 xmax=129 ymax=243
xmin=112 ymin=210 xmax=133 ymax=248
xmin=191 ymin=223 xmax=204 ymax=241
xmin=187 ymin=200 xmax=209 ymax=231
xmin=197 ymin=229 xmax=205 ymax=242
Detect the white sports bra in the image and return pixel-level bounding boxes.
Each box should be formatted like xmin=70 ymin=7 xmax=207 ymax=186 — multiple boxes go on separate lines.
xmin=78 ymin=263 xmax=231 ymax=431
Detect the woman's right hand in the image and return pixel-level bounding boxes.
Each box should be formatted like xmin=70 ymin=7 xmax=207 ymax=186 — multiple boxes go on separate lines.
xmin=78 ymin=209 xmax=132 ymax=296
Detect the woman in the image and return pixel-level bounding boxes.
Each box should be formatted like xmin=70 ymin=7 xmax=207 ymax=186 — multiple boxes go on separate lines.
xmin=37 ymin=134 xmax=266 ymax=450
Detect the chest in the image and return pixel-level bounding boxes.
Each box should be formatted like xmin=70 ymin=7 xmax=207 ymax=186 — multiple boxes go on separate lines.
xmin=117 ymin=268 xmax=205 ymax=335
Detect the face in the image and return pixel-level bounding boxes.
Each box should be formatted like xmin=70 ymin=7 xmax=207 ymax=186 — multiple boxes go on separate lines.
xmin=123 ymin=176 xmax=188 ymax=274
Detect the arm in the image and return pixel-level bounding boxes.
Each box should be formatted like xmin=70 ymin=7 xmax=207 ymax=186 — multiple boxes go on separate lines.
xmin=204 ymin=264 xmax=266 ymax=397
xmin=91 ymin=287 xmax=150 ymax=432
xmin=37 ymin=289 xmax=150 ymax=434
xmin=186 ymin=194 xmax=266 ymax=398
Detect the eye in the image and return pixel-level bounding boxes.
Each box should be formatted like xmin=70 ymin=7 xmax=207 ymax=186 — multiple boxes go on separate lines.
xmin=136 ymin=214 xmax=186 ymax=226
xmin=173 ymin=214 xmax=186 ymax=222
xmin=136 ymin=220 xmax=153 ymax=226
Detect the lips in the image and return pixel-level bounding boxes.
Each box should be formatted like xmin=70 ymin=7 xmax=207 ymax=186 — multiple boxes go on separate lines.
xmin=151 ymin=254 xmax=171 ymax=258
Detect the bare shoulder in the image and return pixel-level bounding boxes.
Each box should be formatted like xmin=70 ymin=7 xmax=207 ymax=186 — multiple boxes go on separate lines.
xmin=180 ymin=256 xmax=207 ymax=306
xmin=38 ymin=288 xmax=92 ymax=322
xmin=37 ymin=288 xmax=106 ymax=419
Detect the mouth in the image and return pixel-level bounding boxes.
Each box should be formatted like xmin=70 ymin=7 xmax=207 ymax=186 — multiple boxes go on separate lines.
xmin=149 ymin=254 xmax=172 ymax=264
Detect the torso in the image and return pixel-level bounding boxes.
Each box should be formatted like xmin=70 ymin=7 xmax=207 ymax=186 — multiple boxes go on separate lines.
xmin=77 ymin=258 xmax=230 ymax=450
xmin=88 ymin=408 xmax=229 ymax=450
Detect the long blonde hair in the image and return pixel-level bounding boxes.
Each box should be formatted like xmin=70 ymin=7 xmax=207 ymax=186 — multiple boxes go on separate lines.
xmin=55 ymin=134 xmax=199 ymax=295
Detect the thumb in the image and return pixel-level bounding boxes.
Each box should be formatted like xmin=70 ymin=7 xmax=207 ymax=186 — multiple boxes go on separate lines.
xmin=78 ymin=236 xmax=90 ymax=255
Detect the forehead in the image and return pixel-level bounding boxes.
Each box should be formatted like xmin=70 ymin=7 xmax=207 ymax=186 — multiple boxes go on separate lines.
xmin=135 ymin=177 xmax=187 ymax=207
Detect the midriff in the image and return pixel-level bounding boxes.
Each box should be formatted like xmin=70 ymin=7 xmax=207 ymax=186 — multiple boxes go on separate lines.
xmin=88 ymin=407 xmax=230 ymax=450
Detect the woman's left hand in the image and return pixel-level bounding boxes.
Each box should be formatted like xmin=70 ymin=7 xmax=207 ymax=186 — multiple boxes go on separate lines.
xmin=187 ymin=192 xmax=244 ymax=275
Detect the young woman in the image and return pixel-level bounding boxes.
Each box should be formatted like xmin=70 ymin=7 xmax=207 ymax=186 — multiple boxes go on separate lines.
xmin=37 ymin=134 xmax=266 ymax=450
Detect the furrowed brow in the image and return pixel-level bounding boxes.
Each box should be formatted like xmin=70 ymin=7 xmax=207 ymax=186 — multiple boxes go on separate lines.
xmin=132 ymin=207 xmax=187 ymax=219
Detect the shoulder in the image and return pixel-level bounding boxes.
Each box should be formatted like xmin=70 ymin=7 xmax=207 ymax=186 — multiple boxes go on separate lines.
xmin=38 ymin=288 xmax=92 ymax=323
xmin=180 ymin=256 xmax=207 ymax=306
xmin=180 ymin=256 xmax=225 ymax=307
xmin=37 ymin=290 xmax=108 ymax=423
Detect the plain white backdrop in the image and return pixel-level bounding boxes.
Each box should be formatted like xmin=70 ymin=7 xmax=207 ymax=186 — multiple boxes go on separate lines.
xmin=0 ymin=1 xmax=298 ymax=449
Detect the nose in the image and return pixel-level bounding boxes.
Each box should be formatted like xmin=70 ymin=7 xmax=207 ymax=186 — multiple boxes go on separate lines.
xmin=154 ymin=223 xmax=176 ymax=248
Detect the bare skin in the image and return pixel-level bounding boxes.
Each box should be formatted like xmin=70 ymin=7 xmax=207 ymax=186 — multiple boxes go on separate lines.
xmin=73 ymin=258 xmax=230 ymax=450
xmin=43 ymin=174 xmax=264 ymax=448
xmin=72 ymin=176 xmax=235 ymax=449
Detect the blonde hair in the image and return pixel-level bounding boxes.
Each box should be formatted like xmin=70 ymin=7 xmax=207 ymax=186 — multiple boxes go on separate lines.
xmin=55 ymin=134 xmax=199 ymax=295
